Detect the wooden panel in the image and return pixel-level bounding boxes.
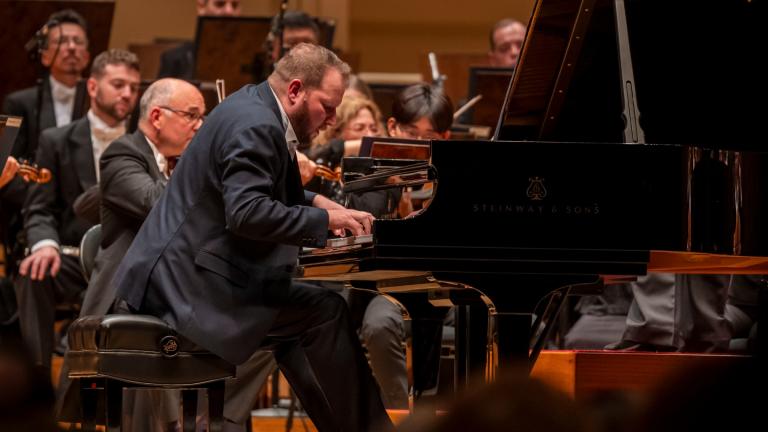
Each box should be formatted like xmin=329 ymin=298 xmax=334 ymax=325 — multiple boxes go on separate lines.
xmin=531 ymin=350 xmax=753 ymax=400
xmin=530 ymin=350 xmax=576 ymax=397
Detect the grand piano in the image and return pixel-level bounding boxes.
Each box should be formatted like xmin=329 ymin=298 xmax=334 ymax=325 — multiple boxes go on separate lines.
xmin=298 ymin=0 xmax=765 ymax=396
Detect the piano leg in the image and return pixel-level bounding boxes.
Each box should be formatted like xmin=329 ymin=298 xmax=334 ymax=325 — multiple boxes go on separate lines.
xmin=441 ymin=274 xmax=603 ymax=383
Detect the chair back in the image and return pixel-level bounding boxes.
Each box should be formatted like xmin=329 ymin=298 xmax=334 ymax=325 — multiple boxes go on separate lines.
xmin=79 ymin=224 xmax=102 ymax=281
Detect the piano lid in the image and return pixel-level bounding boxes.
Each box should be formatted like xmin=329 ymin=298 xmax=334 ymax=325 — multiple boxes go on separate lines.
xmin=495 ymin=0 xmax=763 ymax=150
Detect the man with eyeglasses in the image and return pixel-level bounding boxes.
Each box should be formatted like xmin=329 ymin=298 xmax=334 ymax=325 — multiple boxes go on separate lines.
xmin=15 ymin=49 xmax=140 ymax=372
xmin=1 ymin=9 xmax=91 ymax=290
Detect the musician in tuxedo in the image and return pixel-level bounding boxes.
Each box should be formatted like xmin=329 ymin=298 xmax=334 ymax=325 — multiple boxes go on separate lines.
xmin=252 ymin=10 xmax=321 ymax=83
xmin=157 ymin=0 xmax=242 ymax=80
xmin=488 ymin=18 xmax=527 ymax=68
xmin=1 ymin=9 xmax=91 ymax=277
xmin=15 ymin=49 xmax=140 ymax=369
xmin=114 ymin=43 xmax=391 ymax=431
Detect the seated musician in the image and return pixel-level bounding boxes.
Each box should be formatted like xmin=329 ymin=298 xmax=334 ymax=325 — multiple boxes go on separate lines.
xmin=344 ymin=83 xmax=455 ymax=409
xmin=14 ymin=49 xmax=141 ymax=371
xmin=488 ymin=18 xmax=527 ymax=68
xmin=386 ymin=83 xmax=453 ymax=217
xmin=2 ymin=9 xmax=91 ymax=279
xmin=253 ymin=10 xmax=321 ymax=82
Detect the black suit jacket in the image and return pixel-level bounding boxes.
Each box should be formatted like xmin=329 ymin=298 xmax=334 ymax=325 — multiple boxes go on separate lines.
xmin=2 ymin=80 xmax=57 ymax=164
xmin=80 ymin=130 xmax=167 ymax=316
xmin=157 ymin=42 xmax=195 ymax=80
xmin=114 ymin=82 xmax=329 ymax=364
xmin=23 ymin=116 xmax=96 ymax=249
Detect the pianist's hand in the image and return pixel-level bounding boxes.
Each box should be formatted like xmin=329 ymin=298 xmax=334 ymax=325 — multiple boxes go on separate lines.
xmin=327 ymin=208 xmax=375 ymax=237
xmin=19 ymin=246 xmax=61 ymax=281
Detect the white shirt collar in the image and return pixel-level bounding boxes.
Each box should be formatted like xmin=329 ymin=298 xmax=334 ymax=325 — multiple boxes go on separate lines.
xmin=269 ymin=85 xmax=299 ymax=159
xmin=87 ymin=109 xmax=126 ymax=181
xmin=49 ymin=75 xmax=76 ymax=127
xmin=144 ymin=135 xmax=169 ymax=179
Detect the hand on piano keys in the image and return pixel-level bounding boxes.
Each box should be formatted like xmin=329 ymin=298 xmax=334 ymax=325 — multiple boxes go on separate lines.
xmin=327 ymin=208 xmax=375 ymax=237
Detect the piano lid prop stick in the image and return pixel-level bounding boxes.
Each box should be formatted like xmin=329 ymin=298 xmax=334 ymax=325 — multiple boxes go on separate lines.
xmin=453 ymin=94 xmax=483 ymax=120
xmin=215 ymin=79 xmax=226 ymax=103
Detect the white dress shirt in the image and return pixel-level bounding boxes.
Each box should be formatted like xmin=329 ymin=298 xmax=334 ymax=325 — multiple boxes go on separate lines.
xmin=145 ymin=136 xmax=169 ymax=179
xmin=269 ymin=85 xmax=300 ymax=159
xmin=49 ymin=76 xmax=76 ymax=127
xmin=88 ymin=110 xmax=126 ymax=181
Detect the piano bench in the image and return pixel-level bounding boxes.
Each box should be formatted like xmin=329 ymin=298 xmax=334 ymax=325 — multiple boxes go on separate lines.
xmin=67 ymin=314 xmax=235 ymax=431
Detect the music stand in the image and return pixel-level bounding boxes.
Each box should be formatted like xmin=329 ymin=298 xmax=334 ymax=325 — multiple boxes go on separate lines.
xmin=0 ymin=1 xmax=115 ymax=104
xmin=193 ymin=16 xmax=273 ymax=95
xmin=1 ymin=116 xmax=23 ymax=166
xmin=359 ymin=136 xmax=431 ymax=160
xmin=461 ymin=66 xmax=514 ymax=128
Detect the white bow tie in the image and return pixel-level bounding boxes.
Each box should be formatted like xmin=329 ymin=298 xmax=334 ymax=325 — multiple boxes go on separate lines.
xmin=92 ymin=126 xmax=125 ymax=144
xmin=52 ymin=84 xmax=75 ymax=104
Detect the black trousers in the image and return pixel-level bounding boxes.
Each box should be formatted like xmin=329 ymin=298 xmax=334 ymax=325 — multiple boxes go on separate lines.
xmin=15 ymin=254 xmax=86 ymax=368
xmin=258 ymin=281 xmax=393 ymax=432
xmin=140 ymin=280 xmax=393 ymax=432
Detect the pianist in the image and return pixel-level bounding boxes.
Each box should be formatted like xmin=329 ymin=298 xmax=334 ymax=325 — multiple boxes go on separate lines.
xmin=112 ymin=43 xmax=391 ymax=432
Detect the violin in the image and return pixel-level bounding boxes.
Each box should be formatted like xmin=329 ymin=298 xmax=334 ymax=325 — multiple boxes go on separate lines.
xmin=17 ymin=159 xmax=52 ymax=184
xmin=314 ymin=165 xmax=341 ymax=182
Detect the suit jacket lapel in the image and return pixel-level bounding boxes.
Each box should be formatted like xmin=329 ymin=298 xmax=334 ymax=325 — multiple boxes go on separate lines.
xmin=71 ymin=117 xmax=97 ymax=191
xmin=39 ymin=79 xmax=57 ymax=131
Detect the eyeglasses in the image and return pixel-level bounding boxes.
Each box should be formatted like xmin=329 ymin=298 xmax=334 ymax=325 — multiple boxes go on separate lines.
xmin=395 ymin=123 xmax=442 ymax=140
xmin=159 ymin=106 xmax=204 ymax=123
xmin=53 ymin=35 xmax=88 ymax=48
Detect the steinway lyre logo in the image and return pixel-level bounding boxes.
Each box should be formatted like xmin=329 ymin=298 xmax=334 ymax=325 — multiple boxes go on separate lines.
xmin=526 ymin=177 xmax=547 ymax=201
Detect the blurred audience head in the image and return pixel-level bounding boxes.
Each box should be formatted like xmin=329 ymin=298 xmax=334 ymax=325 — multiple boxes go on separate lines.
xmin=398 ymin=374 xmax=589 ymax=432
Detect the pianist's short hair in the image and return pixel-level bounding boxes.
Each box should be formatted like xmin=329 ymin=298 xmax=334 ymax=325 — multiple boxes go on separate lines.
xmin=391 ymin=83 xmax=454 ymax=133
xmin=269 ymin=43 xmax=350 ymax=89
xmin=90 ymin=49 xmax=140 ymax=79
xmin=42 ymin=9 xmax=89 ymax=49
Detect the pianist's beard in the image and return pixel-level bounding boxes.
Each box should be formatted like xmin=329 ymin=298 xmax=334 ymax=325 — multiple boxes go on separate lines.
xmin=289 ymin=103 xmax=314 ymax=151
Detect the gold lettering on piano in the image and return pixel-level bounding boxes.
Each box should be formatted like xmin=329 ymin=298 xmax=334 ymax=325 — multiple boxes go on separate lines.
xmin=472 ymin=203 xmax=600 ymax=216
xmin=526 ymin=177 xmax=547 ymax=201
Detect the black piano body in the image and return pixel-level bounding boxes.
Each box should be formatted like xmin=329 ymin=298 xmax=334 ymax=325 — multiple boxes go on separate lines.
xmin=298 ymin=0 xmax=766 ymax=389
